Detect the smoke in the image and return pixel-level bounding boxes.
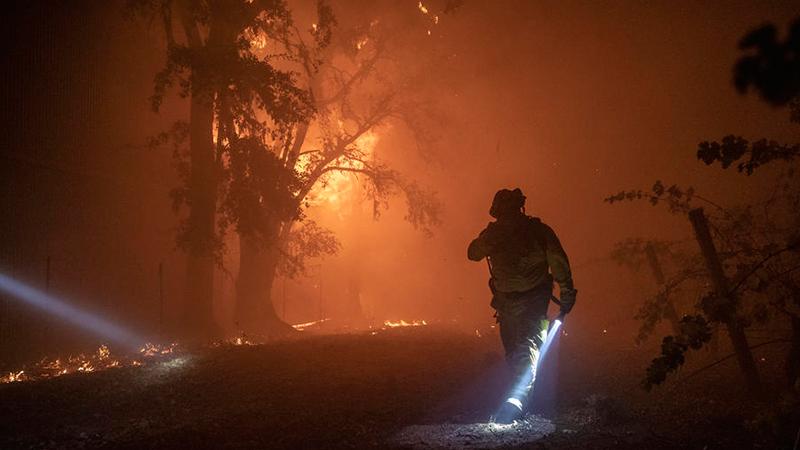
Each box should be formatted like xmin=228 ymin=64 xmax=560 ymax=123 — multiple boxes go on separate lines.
xmin=1 ymin=0 xmax=798 ymax=358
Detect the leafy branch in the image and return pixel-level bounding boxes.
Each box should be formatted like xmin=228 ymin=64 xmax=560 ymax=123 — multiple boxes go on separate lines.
xmin=643 ymin=315 xmax=713 ymax=390
xmin=698 ymin=135 xmax=800 ymax=175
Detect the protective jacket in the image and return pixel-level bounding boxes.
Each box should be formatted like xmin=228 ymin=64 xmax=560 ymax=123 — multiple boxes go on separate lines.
xmin=468 ymin=214 xmax=574 ymax=295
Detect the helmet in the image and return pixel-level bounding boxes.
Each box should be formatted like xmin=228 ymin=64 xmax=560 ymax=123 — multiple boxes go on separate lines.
xmin=489 ymin=188 xmax=526 ymax=218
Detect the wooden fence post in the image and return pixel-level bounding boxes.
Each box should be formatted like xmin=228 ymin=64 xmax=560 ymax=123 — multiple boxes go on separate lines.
xmin=158 ymin=262 xmax=164 ymax=336
xmin=644 ymin=243 xmax=682 ymax=333
xmin=688 ymin=208 xmax=761 ymax=392
xmin=45 ymin=255 xmax=51 ymax=292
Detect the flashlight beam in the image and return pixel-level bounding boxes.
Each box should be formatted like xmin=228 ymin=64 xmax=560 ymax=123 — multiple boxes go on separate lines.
xmin=496 ymin=317 xmax=563 ymax=419
xmin=538 ymin=319 xmax=562 ymax=359
xmin=0 ymin=273 xmax=142 ymax=349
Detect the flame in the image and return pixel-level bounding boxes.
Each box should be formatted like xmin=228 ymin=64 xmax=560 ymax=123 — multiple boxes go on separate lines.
xmin=306 ymin=130 xmax=380 ymax=206
xmin=212 ymin=334 xmax=256 ymax=346
xmin=1 ymin=370 xmax=25 ymax=383
xmin=139 ymin=342 xmax=177 ymax=357
xmin=292 ymin=318 xmax=331 ymax=330
xmin=383 ymin=319 xmax=427 ymax=328
xmin=368 ymin=319 xmax=429 ymax=335
xmin=249 ymin=33 xmax=267 ymax=49
xmin=417 ymin=1 xmax=441 ymax=33
xmin=1 ymin=343 xmax=179 ymax=384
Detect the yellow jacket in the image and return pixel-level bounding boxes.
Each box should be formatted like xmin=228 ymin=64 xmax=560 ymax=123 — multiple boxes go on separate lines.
xmin=468 ymin=214 xmax=574 ymax=295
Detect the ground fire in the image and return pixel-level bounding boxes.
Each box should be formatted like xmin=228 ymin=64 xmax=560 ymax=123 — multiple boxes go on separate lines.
xmin=1 ymin=343 xmax=177 ymax=384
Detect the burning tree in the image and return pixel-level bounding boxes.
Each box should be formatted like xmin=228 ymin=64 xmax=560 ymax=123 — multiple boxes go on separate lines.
xmin=131 ymin=1 xmax=445 ymax=337
xmin=128 ymin=0 xmax=316 ymax=338
xmin=227 ymin=2 xmax=445 ymax=335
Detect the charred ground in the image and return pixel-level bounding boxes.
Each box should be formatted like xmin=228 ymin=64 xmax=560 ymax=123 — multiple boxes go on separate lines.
xmin=1 ymin=327 xmax=792 ymax=449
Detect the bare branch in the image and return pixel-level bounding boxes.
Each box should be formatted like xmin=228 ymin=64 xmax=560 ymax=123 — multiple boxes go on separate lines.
xmin=317 ymin=42 xmax=385 ymax=107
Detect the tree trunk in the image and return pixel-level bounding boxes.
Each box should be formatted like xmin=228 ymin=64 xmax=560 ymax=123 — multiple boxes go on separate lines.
xmin=343 ymin=188 xmax=365 ymax=325
xmin=688 ymin=208 xmax=761 ymax=392
xmin=344 ymin=271 xmax=363 ymax=322
xmin=175 ymin=0 xmax=220 ymax=340
xmin=183 ymin=81 xmax=219 ymax=339
xmin=235 ymin=231 xmax=294 ymax=337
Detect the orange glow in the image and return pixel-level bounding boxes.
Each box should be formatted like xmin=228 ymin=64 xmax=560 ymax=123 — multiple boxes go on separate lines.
xmin=305 ymin=129 xmax=380 ymax=206
xmin=139 ymin=342 xmax=178 ymax=357
xmin=292 ymin=318 xmax=331 ymax=330
xmin=212 ymin=335 xmax=257 ymax=346
xmin=1 ymin=370 xmax=25 ymax=383
xmin=383 ymin=319 xmax=427 ymax=328
xmin=1 ymin=343 xmax=178 ymax=384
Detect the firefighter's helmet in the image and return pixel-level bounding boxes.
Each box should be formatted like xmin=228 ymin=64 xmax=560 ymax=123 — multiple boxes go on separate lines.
xmin=489 ymin=188 xmax=526 ymax=218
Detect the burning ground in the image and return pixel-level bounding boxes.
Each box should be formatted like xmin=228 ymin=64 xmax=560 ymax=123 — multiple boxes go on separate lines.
xmin=1 ymin=325 xmax=793 ymax=449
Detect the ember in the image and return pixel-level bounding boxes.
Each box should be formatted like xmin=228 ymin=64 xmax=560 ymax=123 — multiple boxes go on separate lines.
xmin=212 ymin=334 xmax=258 ymax=347
xmin=1 ymin=343 xmax=180 ymax=384
xmin=383 ymin=319 xmax=428 ymax=328
xmin=292 ymin=318 xmax=331 ymax=330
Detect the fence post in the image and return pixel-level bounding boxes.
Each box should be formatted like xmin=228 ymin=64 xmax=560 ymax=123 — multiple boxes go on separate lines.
xmin=688 ymin=208 xmax=761 ymax=392
xmin=644 ymin=243 xmax=681 ymax=333
xmin=45 ymin=255 xmax=51 ymax=292
xmin=158 ymin=262 xmax=164 ymax=337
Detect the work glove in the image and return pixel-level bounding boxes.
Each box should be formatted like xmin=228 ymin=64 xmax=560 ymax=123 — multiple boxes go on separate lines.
xmin=559 ymin=288 xmax=577 ymax=315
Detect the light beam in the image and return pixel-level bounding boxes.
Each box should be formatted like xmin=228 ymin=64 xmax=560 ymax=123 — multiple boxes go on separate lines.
xmin=538 ymin=318 xmax=562 ymax=360
xmin=495 ymin=317 xmax=564 ymax=422
xmin=0 ymin=273 xmax=142 ymax=350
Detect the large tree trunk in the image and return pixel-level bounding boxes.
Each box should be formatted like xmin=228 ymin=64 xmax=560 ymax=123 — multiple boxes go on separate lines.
xmin=183 ymin=84 xmax=219 ymax=339
xmin=235 ymin=230 xmax=294 ymax=337
xmin=175 ymin=0 xmax=221 ymax=340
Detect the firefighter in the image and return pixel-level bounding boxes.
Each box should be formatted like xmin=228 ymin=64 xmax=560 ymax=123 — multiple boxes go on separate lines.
xmin=468 ymin=188 xmax=577 ymax=423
